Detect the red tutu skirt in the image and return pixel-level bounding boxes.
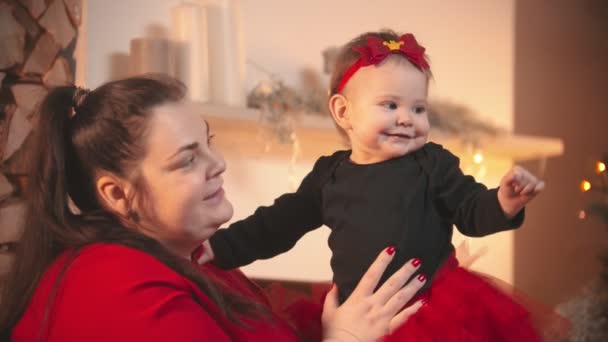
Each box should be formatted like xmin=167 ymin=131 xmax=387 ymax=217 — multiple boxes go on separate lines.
xmin=385 ymin=253 xmax=568 ymax=342
xmin=257 ymin=253 xmax=568 ymax=342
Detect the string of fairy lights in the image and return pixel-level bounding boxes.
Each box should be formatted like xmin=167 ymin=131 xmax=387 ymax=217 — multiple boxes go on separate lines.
xmin=579 ymin=160 xmax=607 ymax=220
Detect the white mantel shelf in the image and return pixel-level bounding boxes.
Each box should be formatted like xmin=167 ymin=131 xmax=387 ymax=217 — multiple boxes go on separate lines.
xmin=196 ymin=103 xmax=565 ymax=162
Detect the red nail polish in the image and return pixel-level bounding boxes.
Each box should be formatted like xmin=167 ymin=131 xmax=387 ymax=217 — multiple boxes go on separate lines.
xmin=417 ymin=274 xmax=427 ymax=282
xmin=411 ymin=258 xmax=422 ymax=267
xmin=386 ymin=246 xmax=397 ymax=255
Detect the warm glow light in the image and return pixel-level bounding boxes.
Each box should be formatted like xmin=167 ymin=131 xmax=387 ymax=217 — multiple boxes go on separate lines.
xmin=473 ymin=152 xmax=484 ymax=164
xmin=581 ymin=180 xmax=592 ymax=192
xmin=597 ymin=161 xmax=606 ymax=173
xmin=578 ymin=210 xmax=586 ymax=220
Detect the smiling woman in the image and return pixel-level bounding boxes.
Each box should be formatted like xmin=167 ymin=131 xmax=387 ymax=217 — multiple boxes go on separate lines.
xmin=0 ymin=73 xmax=427 ymax=341
xmin=132 ymin=101 xmax=234 ymax=258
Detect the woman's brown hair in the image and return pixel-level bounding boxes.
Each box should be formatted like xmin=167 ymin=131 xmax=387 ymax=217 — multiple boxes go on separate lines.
xmin=0 ymin=74 xmax=269 ymax=338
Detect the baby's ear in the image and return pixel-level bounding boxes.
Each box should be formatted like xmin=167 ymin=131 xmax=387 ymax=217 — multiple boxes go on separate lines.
xmin=328 ymin=94 xmax=351 ymax=130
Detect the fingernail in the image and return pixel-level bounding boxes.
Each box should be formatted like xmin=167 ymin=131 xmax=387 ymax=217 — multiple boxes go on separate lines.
xmin=417 ymin=274 xmax=427 ymax=282
xmin=411 ymin=258 xmax=422 ymax=267
xmin=386 ymin=246 xmax=397 ymax=255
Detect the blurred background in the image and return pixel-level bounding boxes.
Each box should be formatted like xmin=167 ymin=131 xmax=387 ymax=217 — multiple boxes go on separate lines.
xmin=1 ymin=0 xmax=607 ymax=338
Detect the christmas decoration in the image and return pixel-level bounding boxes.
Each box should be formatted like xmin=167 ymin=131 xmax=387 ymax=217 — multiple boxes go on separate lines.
xmin=557 ymin=156 xmax=608 ymax=341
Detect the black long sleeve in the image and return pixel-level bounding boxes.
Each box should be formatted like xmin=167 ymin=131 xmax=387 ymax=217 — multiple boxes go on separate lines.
xmin=432 ymin=144 xmax=524 ymax=237
xmin=209 ymin=143 xmax=526 ymax=303
xmin=210 ymin=155 xmax=332 ymax=269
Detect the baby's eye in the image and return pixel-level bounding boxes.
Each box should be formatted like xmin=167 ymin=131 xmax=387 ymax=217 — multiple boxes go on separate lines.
xmin=413 ymin=105 xmax=427 ymax=114
xmin=381 ymin=101 xmax=398 ymax=110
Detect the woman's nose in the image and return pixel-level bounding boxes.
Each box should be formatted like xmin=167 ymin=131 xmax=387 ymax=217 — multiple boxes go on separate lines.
xmin=206 ymin=149 xmax=226 ymax=178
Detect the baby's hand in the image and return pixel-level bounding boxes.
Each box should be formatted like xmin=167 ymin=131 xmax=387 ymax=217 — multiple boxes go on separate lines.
xmin=497 ymin=165 xmax=545 ymax=218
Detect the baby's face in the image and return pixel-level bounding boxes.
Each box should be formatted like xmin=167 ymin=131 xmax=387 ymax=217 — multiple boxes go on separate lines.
xmin=341 ymin=56 xmax=430 ymax=164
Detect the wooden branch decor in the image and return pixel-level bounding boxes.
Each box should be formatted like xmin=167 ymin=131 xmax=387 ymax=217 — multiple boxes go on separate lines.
xmin=0 ymin=0 xmax=81 ymax=282
xmin=0 ymin=2 xmax=26 ymax=70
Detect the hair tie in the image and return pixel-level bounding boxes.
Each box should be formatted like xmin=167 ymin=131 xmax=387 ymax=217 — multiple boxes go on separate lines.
xmin=71 ymin=87 xmax=90 ymax=118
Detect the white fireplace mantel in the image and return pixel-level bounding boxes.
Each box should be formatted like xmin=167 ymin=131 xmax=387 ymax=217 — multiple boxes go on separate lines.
xmin=197 ymin=103 xmax=565 ymax=162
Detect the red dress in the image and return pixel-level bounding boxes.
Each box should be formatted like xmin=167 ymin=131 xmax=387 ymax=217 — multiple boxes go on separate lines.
xmin=13 ymin=243 xmax=316 ymax=341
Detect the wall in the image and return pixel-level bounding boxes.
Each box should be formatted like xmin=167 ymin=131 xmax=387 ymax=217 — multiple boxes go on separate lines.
xmin=85 ymin=0 xmax=516 ymax=129
xmin=513 ymin=0 xmax=608 ymax=306
xmin=83 ymin=0 xmax=519 ymax=282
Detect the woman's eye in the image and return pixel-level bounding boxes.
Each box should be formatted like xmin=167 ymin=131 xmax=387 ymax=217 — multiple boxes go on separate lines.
xmin=180 ymin=154 xmax=197 ymax=168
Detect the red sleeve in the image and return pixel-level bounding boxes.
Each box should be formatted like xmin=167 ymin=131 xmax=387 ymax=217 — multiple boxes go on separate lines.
xmin=44 ymin=244 xmax=232 ymax=341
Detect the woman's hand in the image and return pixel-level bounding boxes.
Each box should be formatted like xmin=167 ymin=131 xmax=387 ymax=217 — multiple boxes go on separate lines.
xmin=322 ymin=247 xmax=426 ymax=341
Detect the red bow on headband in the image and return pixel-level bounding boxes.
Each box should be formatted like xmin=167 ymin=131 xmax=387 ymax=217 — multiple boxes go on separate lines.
xmin=336 ymin=33 xmax=430 ymax=93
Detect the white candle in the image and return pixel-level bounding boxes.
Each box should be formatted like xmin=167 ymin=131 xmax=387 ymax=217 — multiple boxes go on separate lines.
xmin=129 ymin=38 xmax=171 ymax=76
xmin=171 ymin=2 xmax=210 ymax=102
xmin=203 ymin=0 xmax=246 ymax=107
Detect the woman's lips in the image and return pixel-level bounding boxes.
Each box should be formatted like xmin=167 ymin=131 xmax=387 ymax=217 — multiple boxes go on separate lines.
xmin=203 ymin=187 xmax=225 ymax=203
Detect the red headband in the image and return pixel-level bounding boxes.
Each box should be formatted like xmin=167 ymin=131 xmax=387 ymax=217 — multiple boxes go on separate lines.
xmin=336 ymin=33 xmax=430 ymax=94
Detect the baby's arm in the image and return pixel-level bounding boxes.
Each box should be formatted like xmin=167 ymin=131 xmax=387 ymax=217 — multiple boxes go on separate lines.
xmin=432 ymin=145 xmax=526 ymax=237
xmin=208 ymin=155 xmax=334 ymax=269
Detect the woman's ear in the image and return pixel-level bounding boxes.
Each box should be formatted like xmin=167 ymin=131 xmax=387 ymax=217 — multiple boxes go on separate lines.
xmin=328 ymin=93 xmax=351 ymax=131
xmin=96 ymin=174 xmax=132 ymax=218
